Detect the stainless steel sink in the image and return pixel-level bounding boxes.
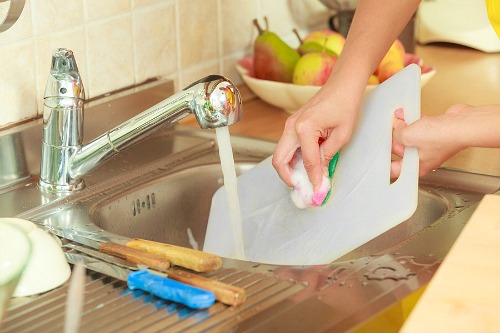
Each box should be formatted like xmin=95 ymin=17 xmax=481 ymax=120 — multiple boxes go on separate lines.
xmin=91 ymin=163 xmax=255 ymax=250
xmin=2 ymin=80 xmax=499 ymax=333
xmin=90 ymin=160 xmax=448 ymax=261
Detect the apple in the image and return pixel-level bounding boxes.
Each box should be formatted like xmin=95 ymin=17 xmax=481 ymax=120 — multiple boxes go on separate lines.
xmin=368 ymin=74 xmax=380 ymax=85
xmin=377 ymin=60 xmax=404 ymax=83
xmin=302 ymin=30 xmax=346 ymax=56
xmin=381 ymin=39 xmax=405 ymax=66
xmin=292 ymin=52 xmax=337 ymax=86
xmin=375 ymin=39 xmax=406 ymax=82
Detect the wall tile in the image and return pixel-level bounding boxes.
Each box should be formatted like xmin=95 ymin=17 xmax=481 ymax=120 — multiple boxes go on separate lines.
xmin=223 ymin=55 xmax=244 ymax=86
xmin=32 ymin=0 xmax=84 ymax=35
xmin=133 ymin=3 xmax=177 ymax=83
xmin=260 ymin=0 xmax=299 ymax=47
xmin=178 ymin=0 xmax=218 ymax=69
xmin=180 ymin=61 xmax=219 ymax=90
xmin=133 ymin=0 xmax=170 ymax=9
xmin=84 ymin=0 xmax=132 ymax=22
xmin=0 ymin=2 xmax=7 ymax=18
xmin=0 ymin=40 xmax=37 ymax=127
xmin=85 ymin=15 xmax=134 ymax=97
xmin=220 ymin=0 xmax=258 ymax=55
xmin=0 ymin=0 xmax=33 ymax=44
xmin=0 ymin=0 xmax=296 ymax=129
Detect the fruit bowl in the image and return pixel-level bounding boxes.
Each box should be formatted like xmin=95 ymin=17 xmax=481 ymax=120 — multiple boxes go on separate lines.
xmin=236 ymin=55 xmax=436 ymax=114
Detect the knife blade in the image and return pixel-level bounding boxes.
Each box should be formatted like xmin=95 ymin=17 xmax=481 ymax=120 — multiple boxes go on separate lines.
xmin=45 ymin=225 xmax=222 ymax=273
xmin=51 ymin=226 xmax=246 ymax=306
xmin=46 ymin=225 xmax=171 ymax=272
xmin=64 ymin=251 xmax=215 ymax=309
xmin=63 ymin=242 xmax=140 ymax=271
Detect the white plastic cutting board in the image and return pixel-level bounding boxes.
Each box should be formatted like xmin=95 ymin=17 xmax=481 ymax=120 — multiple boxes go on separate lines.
xmin=204 ymin=64 xmax=421 ymax=265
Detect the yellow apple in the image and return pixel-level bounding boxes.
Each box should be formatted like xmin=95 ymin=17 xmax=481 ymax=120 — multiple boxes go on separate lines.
xmin=368 ymin=74 xmax=380 ymax=85
xmin=377 ymin=60 xmax=405 ymax=83
xmin=293 ymin=52 xmax=338 ymax=86
xmin=375 ymin=39 xmax=406 ymax=82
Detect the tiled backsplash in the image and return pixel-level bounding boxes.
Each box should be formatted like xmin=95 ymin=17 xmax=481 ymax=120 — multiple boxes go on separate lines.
xmin=0 ymin=0 xmax=329 ymax=129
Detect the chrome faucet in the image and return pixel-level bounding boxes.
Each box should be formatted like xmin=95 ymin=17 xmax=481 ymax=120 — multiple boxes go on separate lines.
xmin=39 ymin=48 xmax=242 ymax=192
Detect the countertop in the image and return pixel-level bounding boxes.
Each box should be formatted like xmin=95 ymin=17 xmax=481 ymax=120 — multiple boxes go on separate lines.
xmin=400 ymin=194 xmax=500 ymax=333
xmin=182 ymin=43 xmax=500 ymax=176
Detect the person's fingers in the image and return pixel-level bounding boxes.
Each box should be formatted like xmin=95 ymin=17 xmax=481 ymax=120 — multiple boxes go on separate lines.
xmin=392 ymin=108 xmax=408 ymax=157
xmin=390 ymin=159 xmax=403 ymax=179
xmin=272 ymin=118 xmax=302 ymax=187
xmin=272 ymin=143 xmax=300 ymax=188
xmin=391 ymin=134 xmax=405 ymax=157
xmin=296 ymin=125 xmax=324 ymax=192
xmin=319 ymin=128 xmax=350 ymax=171
xmin=394 ymin=107 xmax=405 ymax=120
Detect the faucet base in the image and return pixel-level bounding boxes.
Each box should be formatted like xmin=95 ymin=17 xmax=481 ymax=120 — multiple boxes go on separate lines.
xmin=38 ymin=179 xmax=85 ymax=192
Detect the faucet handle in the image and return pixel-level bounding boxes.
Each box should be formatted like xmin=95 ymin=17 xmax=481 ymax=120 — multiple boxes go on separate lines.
xmin=187 ymin=75 xmax=242 ymax=129
xmin=44 ymin=48 xmax=85 ymax=101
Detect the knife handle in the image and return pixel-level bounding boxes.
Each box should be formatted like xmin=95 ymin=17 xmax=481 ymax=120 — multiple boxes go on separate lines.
xmin=127 ymin=270 xmax=215 ymax=309
xmin=126 ymin=239 xmax=222 ymax=272
xmin=99 ymin=242 xmax=171 ymax=272
xmin=167 ymin=268 xmax=246 ymax=306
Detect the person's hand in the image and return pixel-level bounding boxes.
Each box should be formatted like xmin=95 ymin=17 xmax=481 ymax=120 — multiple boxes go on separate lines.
xmin=270 ymin=0 xmax=423 ymax=192
xmin=391 ymin=106 xmax=468 ymax=178
xmin=272 ymin=87 xmax=361 ymax=192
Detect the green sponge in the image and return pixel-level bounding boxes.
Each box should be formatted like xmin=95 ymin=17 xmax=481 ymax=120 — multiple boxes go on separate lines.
xmin=321 ymin=151 xmax=340 ymax=206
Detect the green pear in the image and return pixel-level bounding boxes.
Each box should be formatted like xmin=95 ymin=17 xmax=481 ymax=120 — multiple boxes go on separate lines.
xmin=253 ymin=18 xmax=300 ymax=83
xmin=303 ymin=30 xmax=345 ymax=56
xmin=292 ymin=29 xmax=337 ymax=57
xmin=298 ymin=41 xmax=337 ymax=56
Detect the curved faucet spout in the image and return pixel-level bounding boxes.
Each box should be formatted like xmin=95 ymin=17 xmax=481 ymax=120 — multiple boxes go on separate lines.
xmin=39 ymin=48 xmax=243 ymax=193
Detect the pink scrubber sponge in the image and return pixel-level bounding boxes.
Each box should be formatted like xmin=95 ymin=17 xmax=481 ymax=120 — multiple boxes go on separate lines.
xmin=290 ymin=151 xmax=331 ymax=209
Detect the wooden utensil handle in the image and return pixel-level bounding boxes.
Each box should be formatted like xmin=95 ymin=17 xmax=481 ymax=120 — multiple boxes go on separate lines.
xmin=99 ymin=242 xmax=171 ymax=272
xmin=168 ymin=269 xmax=246 ymax=306
xmin=126 ymin=239 xmax=222 ymax=272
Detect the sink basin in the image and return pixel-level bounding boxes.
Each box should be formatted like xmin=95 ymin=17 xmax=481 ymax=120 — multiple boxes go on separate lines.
xmin=2 ymin=81 xmax=499 ymax=333
xmin=91 ymin=161 xmax=448 ymax=260
xmin=91 ymin=163 xmax=256 ymax=251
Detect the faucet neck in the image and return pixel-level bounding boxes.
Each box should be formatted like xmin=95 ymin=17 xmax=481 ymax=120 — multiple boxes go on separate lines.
xmin=39 ymin=50 xmax=242 ymax=193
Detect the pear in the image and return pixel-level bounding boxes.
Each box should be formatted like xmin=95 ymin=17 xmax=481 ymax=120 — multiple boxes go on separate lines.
xmin=253 ymin=18 xmax=300 ymax=83
xmin=298 ymin=41 xmax=337 ymax=56
xmin=302 ymin=30 xmax=345 ymax=56
xmin=293 ymin=29 xmax=337 ymax=56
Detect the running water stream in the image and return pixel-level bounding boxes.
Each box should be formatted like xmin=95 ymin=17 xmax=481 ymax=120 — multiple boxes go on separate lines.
xmin=215 ymin=127 xmax=246 ymax=260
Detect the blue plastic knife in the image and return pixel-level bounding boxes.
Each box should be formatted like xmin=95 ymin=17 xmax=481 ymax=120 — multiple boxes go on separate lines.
xmin=128 ymin=270 xmax=215 ymax=309
xmin=65 ymin=251 xmax=215 ymax=309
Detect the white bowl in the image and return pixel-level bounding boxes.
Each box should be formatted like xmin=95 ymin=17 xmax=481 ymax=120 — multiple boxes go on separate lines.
xmin=236 ymin=55 xmax=436 ymax=114
xmin=0 ymin=222 xmax=31 ymax=323
xmin=1 ymin=218 xmax=71 ymax=297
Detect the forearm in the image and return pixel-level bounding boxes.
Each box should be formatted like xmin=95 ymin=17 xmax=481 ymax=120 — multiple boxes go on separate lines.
xmin=325 ymin=0 xmax=421 ymax=96
xmin=446 ymin=104 xmax=500 ymax=149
